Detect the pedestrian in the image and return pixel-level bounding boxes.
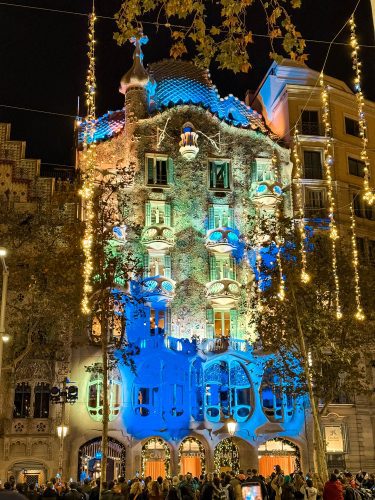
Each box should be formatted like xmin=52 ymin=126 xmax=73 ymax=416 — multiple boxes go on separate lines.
xmin=26 ymin=483 xmax=40 ymax=500
xmin=149 ymin=481 xmax=162 ymax=500
xmin=64 ymin=483 xmax=85 ymax=500
xmin=0 ymin=482 xmax=27 ymax=500
xmin=211 ymin=478 xmax=226 ymax=500
xmin=281 ymin=476 xmax=295 ymax=500
xmin=88 ymin=480 xmax=100 ymax=500
xmin=166 ymin=479 xmax=180 ymax=500
xmin=322 ymin=474 xmax=343 ymax=500
xmin=129 ymin=481 xmax=143 ymax=500
xmin=200 ymin=474 xmax=214 ymax=500
xmin=304 ymin=480 xmax=317 ymax=500
xmin=271 ymin=466 xmax=285 ymax=500
xmin=222 ymin=476 xmax=234 ymax=500
xmin=42 ymin=483 xmax=59 ymax=500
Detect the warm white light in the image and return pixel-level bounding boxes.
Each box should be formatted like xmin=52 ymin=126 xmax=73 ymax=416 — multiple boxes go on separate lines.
xmin=0 ymin=247 xmax=7 ymax=257
xmin=227 ymin=416 xmax=237 ymax=436
xmin=2 ymin=334 xmax=10 ymax=343
xmin=57 ymin=425 xmax=68 ymax=438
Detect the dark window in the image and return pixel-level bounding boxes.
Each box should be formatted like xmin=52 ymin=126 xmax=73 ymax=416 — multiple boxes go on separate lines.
xmin=365 ymin=202 xmax=373 ymax=221
xmin=147 ymin=157 xmax=168 ymax=185
xmin=345 ymin=117 xmax=360 ymax=137
xmin=348 ymin=157 xmax=365 ymax=177
xmin=369 ymin=241 xmax=375 ymax=265
xmin=353 ymin=194 xmax=363 ymax=218
xmin=34 ymin=383 xmax=50 ymax=418
xmin=301 ymin=110 xmax=320 ymax=135
xmin=209 ymin=161 xmax=230 ymax=189
xmin=303 ymin=151 xmax=323 ymax=179
xmin=13 ymin=383 xmax=31 ymax=418
xmin=305 ymin=189 xmax=326 ymax=218
xmin=356 ymin=237 xmax=366 ymax=261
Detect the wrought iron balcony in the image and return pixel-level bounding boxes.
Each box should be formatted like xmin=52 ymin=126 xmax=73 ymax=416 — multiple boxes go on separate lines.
xmin=139 ymin=276 xmax=175 ymax=304
xmin=199 ymin=337 xmax=251 ymax=354
xmin=206 ymin=228 xmax=239 ymax=254
xmin=141 ymin=224 xmax=175 ymax=251
xmin=206 ymin=278 xmax=241 ymax=307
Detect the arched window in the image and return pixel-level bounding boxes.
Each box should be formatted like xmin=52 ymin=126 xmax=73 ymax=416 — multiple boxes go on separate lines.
xmin=190 ymin=360 xmax=204 ymax=421
xmin=179 ymin=437 xmax=206 ymax=476
xmin=14 ymin=383 xmax=31 ymax=418
xmin=87 ymin=367 xmax=122 ymax=422
xmin=34 ymin=383 xmax=50 ymax=418
xmin=260 ymin=366 xmax=294 ymax=423
xmin=204 ymin=360 xmax=253 ymax=423
xmin=214 ymin=438 xmax=240 ymax=473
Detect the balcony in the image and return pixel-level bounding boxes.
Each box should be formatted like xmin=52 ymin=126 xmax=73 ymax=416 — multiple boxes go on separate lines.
xmin=206 ymin=228 xmax=239 ymax=254
xmin=252 ymin=183 xmax=282 ymax=209
xmin=141 ymin=225 xmax=175 ymax=251
xmin=206 ymin=278 xmax=241 ymax=307
xmin=139 ymin=276 xmax=175 ymax=304
xmin=199 ymin=337 xmax=251 ymax=354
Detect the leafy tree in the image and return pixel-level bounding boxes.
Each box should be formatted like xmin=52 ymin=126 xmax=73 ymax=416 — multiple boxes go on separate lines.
xmin=114 ymin=0 xmax=306 ymax=73
xmin=251 ymin=218 xmax=375 ymax=481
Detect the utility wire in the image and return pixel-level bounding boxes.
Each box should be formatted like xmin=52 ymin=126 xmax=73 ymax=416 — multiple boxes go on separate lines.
xmin=0 ymin=103 xmax=76 ymax=118
xmin=0 ymin=1 xmax=374 ymax=48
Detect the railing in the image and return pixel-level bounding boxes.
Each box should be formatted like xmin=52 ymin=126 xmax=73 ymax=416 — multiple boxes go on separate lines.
xmin=206 ymin=278 xmax=241 ymax=306
xmin=141 ymin=225 xmax=175 ymax=250
xmin=301 ymin=122 xmax=322 ymax=136
xmin=206 ymin=228 xmax=239 ymax=253
xmin=199 ymin=337 xmax=251 ymax=353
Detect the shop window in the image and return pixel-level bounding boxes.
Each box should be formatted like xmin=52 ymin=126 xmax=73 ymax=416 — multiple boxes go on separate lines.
xmin=260 ymin=368 xmax=294 ymax=423
xmin=14 ymin=383 xmax=31 ymax=418
xmin=209 ymin=160 xmax=231 ymax=190
xmin=34 ymin=383 xmax=50 ymax=418
xmin=87 ymin=367 xmax=121 ymax=422
xmin=208 ymin=205 xmax=234 ymax=229
xmin=348 ymin=157 xmax=365 ymax=177
xmin=345 ymin=117 xmax=360 ymax=137
xmin=204 ymin=360 xmax=253 ymax=423
xmin=146 ymin=156 xmax=172 ymax=186
xmin=303 ymin=151 xmax=323 ymax=179
xmin=301 ymin=110 xmax=320 ymax=135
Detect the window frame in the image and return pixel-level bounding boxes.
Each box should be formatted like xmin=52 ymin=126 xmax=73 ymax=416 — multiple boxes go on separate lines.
xmin=208 ymin=158 xmax=232 ymax=191
xmin=145 ymin=154 xmax=171 ymax=187
xmin=33 ymin=382 xmax=50 ymax=419
xmin=348 ymin=156 xmax=365 ymax=178
xmin=302 ymin=149 xmax=323 ymax=179
xmin=304 ymin=187 xmax=326 ymax=218
xmin=300 ymin=109 xmax=321 ymax=136
xmin=13 ymin=382 xmax=31 ymax=418
xmin=344 ymin=116 xmax=360 ymax=138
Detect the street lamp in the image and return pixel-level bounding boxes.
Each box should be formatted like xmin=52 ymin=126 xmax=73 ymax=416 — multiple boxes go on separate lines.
xmin=0 ymin=246 xmax=9 ymax=386
xmin=57 ymin=425 xmax=69 ymax=438
xmin=227 ymin=415 xmax=237 ymax=436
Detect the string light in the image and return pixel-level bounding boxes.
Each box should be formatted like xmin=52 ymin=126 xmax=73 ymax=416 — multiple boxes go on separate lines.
xmin=80 ymin=4 xmax=97 ymax=315
xmin=292 ymin=129 xmax=310 ymax=284
xmin=349 ymin=204 xmax=365 ymax=321
xmin=349 ymin=15 xmax=374 ymax=205
xmin=272 ymin=152 xmax=285 ymax=301
xmin=320 ymin=73 xmax=342 ymax=320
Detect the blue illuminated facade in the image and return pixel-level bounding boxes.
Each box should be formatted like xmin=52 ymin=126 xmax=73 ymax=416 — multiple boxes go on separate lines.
xmin=71 ymin=43 xmax=311 ymax=481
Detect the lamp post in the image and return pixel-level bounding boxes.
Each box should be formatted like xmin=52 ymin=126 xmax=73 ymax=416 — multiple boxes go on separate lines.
xmin=0 ymin=247 xmax=9 ymax=386
xmin=227 ymin=415 xmax=237 ymax=437
xmin=50 ymin=378 xmax=79 ymax=479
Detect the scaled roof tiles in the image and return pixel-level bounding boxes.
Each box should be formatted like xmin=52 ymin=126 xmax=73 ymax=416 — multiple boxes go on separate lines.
xmin=79 ymin=60 xmax=270 ymax=144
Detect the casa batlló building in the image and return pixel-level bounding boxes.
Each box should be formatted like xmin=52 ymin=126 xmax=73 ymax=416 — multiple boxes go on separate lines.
xmin=1 ymin=39 xmax=374 ymax=483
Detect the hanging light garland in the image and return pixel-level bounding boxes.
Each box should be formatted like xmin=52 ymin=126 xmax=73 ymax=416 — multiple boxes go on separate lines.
xmin=320 ymin=73 xmax=342 ymax=320
xmin=292 ymin=129 xmax=310 ymax=284
xmin=349 ymin=15 xmax=374 ymax=205
xmin=272 ymin=152 xmax=285 ymax=301
xmin=350 ymin=204 xmax=365 ymax=321
xmin=80 ymin=5 xmax=97 ymax=315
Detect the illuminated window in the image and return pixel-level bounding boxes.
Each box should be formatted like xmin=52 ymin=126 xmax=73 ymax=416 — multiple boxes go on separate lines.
xmin=14 ymin=383 xmax=31 ymax=418
xmin=34 ymin=383 xmax=50 ymax=418
xmin=209 ymin=255 xmax=236 ymax=281
xmin=260 ymin=367 xmax=293 ymax=423
xmin=150 ymin=308 xmax=169 ymax=336
xmin=257 ymin=163 xmax=273 ymax=182
xmin=301 ymin=110 xmax=320 ymax=135
xmin=209 ymin=160 xmax=231 ymax=190
xmin=145 ymin=254 xmax=171 ymax=278
xmin=214 ymin=311 xmax=230 ymax=337
xmin=204 ymin=360 xmax=253 ymax=422
xmin=345 ymin=117 xmax=360 ymax=137
xmin=303 ymin=151 xmax=323 ymax=179
xmin=89 ymin=313 xmax=123 ymax=344
xmin=87 ymin=367 xmax=121 ymax=422
xmin=208 ymin=205 xmax=234 ymax=229
xmin=146 ymin=156 xmax=172 ymax=186
xmin=145 ymin=202 xmax=172 ymax=226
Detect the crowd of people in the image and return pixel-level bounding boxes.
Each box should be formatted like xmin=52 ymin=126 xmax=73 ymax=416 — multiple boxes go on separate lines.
xmin=0 ymin=468 xmax=374 ymax=500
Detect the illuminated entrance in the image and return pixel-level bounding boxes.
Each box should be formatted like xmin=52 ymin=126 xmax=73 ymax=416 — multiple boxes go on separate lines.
xmin=142 ymin=438 xmax=171 ymax=479
xmin=179 ymin=437 xmax=206 ymax=477
xmin=258 ymin=439 xmax=300 ymax=476
xmin=78 ymin=437 xmax=126 ymax=482
xmin=214 ymin=438 xmax=240 ymax=473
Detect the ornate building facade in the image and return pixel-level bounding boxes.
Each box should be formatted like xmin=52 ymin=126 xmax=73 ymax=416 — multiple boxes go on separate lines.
xmin=1 ymin=48 xmax=374 ymax=483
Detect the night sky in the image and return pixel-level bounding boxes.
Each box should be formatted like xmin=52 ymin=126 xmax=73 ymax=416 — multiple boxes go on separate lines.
xmin=0 ymin=0 xmax=374 ymax=171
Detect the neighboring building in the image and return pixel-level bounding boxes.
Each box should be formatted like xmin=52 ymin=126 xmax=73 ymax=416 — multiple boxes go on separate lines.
xmin=249 ymin=59 xmax=375 ymax=471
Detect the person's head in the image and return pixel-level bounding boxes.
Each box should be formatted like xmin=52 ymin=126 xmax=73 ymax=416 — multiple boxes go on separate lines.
xmin=334 ymin=469 xmax=340 ymax=476
xmin=224 ymin=475 xmax=231 ymax=486
xmin=172 ymin=477 xmax=179 ymax=487
xmin=162 ymin=480 xmax=169 ymax=491
xmin=96 ymin=479 xmax=101 ymax=487
xmin=213 ymin=477 xmax=221 ymax=488
xmin=220 ymin=472 xmax=225 ymax=480
xmin=206 ymin=473 xmax=213 ymax=483
xmin=157 ymin=477 xmax=163 ymax=485
xmin=275 ymin=465 xmax=282 ymax=474
xmin=252 ymin=469 xmax=258 ymax=476
xmin=186 ymin=473 xmax=192 ymax=482
xmin=28 ymin=483 xmax=36 ymax=491
xmin=306 ymin=480 xmax=313 ymax=488
xmin=118 ymin=477 xmax=125 ymax=484
xmin=46 ymin=482 xmax=53 ymax=489
xmin=70 ymin=482 xmax=78 ymax=490
xmin=4 ymin=482 xmax=11 ymax=491
xmin=330 ymin=474 xmax=337 ymax=482
xmin=284 ymin=476 xmax=291 ymax=485
xmin=150 ymin=481 xmax=160 ymax=497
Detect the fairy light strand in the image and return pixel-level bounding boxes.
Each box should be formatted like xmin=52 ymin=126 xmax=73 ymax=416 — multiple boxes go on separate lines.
xmin=349 ymin=15 xmax=374 ymax=205
xmin=350 ymin=204 xmax=365 ymax=320
xmin=272 ymin=152 xmax=285 ymax=301
xmin=320 ymin=73 xmax=342 ymax=320
xmin=80 ymin=5 xmax=97 ymax=314
xmin=292 ymin=129 xmax=310 ymax=283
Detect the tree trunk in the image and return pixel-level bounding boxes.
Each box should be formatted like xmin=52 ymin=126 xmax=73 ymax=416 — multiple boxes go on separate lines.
xmin=99 ymin=297 xmax=109 ymax=498
xmin=291 ymin=285 xmax=329 ymax=483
